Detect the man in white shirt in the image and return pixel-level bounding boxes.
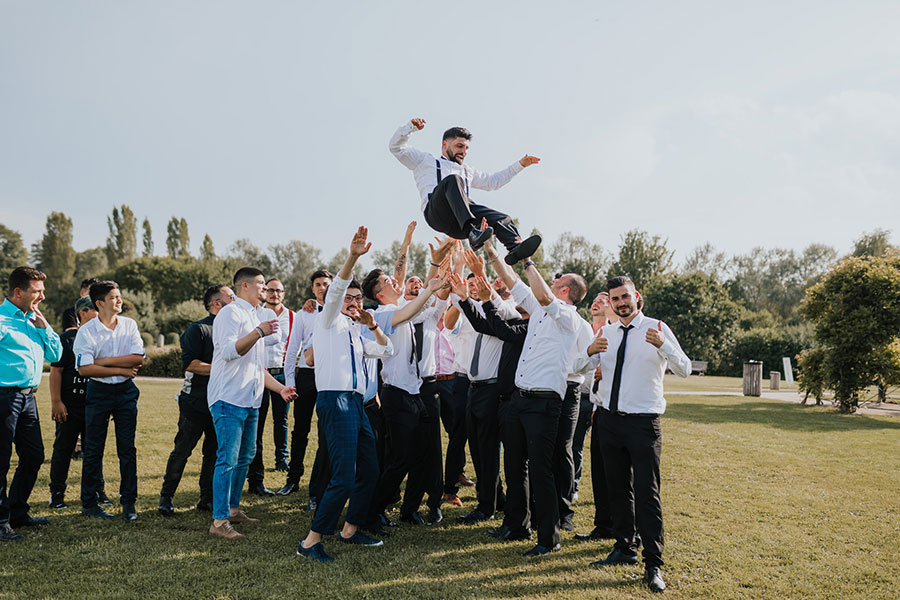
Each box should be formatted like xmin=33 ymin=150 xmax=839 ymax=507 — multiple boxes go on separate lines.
xmin=279 ymin=269 xmax=332 ymax=500
xmin=486 ymin=241 xmax=587 ymax=558
xmin=389 ymin=118 xmax=542 ymax=265
xmin=578 ymin=276 xmax=690 ymax=594
xmin=361 ymin=265 xmax=448 ymax=530
xmin=206 ymin=267 xmax=297 ymax=541
xmin=246 ymin=278 xmax=289 ymax=496
xmin=296 ymin=227 xmax=393 ymax=563
xmin=74 ymin=281 xmax=145 ymax=522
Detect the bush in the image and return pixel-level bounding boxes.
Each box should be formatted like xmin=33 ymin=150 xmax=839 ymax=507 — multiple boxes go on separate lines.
xmin=141 ymin=346 xmax=183 ymax=378
xmin=140 ymin=332 xmax=155 ymax=350
xmin=722 ymin=325 xmax=813 ymax=378
xmin=165 ymin=332 xmax=179 ymax=345
xmin=157 ymin=300 xmax=207 ymax=336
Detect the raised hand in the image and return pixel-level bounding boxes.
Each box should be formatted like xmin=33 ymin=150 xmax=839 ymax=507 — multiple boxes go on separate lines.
xmin=646 ymin=320 xmax=664 ymax=348
xmin=588 ymin=335 xmax=609 ymax=356
xmin=302 ymin=299 xmax=317 ymax=314
xmin=519 ymin=154 xmax=541 ymax=167
xmin=258 ymin=319 xmax=279 ymax=336
xmin=349 ymin=226 xmax=372 ymax=257
xmin=402 ymin=221 xmax=417 ymax=246
xmin=464 ymin=249 xmax=487 ymax=279
xmin=474 ymin=276 xmax=493 ymax=303
xmin=427 ymin=271 xmax=450 ymax=293
xmin=352 ymin=307 xmax=376 ymax=328
xmin=429 ymin=236 xmax=456 ymax=265
xmin=448 ymin=273 xmax=468 ymax=299
xmin=411 ymin=118 xmax=426 ymax=130
xmin=30 ymin=306 xmax=48 ymax=329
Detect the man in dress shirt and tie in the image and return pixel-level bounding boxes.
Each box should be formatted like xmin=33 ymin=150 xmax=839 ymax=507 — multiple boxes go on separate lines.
xmin=485 ymin=240 xmax=587 ymax=557
xmin=1 ymin=267 xmax=62 ymax=542
xmin=206 ymin=267 xmax=297 ymax=541
xmin=279 ymin=269 xmax=332 ymax=502
xmin=296 ymin=227 xmax=393 ymax=563
xmin=578 ymin=276 xmax=691 ymax=594
xmin=389 ymin=117 xmax=543 ymax=265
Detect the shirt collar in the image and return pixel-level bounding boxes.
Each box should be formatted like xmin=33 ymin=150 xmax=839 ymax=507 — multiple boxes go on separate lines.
xmin=1 ymin=298 xmax=31 ymax=320
xmin=233 ymin=296 xmax=255 ymax=312
xmin=621 ymin=311 xmax=645 ymax=329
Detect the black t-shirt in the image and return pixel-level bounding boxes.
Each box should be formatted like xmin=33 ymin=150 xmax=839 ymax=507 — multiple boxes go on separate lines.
xmin=179 ymin=314 xmax=215 ymax=421
xmin=50 ymin=329 xmax=89 ymax=406
xmin=61 ymin=304 xmax=79 ymax=331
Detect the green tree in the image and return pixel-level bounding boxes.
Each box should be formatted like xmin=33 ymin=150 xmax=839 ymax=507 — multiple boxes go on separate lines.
xmin=682 ymin=242 xmax=729 ymax=281
xmin=607 ymin=229 xmax=673 ymax=291
xmin=269 ymin=240 xmax=322 ymax=303
xmin=228 ymin=239 xmax=273 ymax=273
xmin=547 ymin=232 xmax=609 ymax=314
xmin=200 ymin=234 xmax=216 ymax=261
xmin=105 ymin=256 xmax=236 ymax=308
xmin=142 ymin=218 xmax=154 ymax=256
xmin=851 ymin=228 xmax=896 ymax=258
xmin=166 ymin=217 xmax=190 ymax=258
xmin=801 ymin=255 xmax=900 ymax=412
xmin=370 ymin=241 xmax=429 ymax=280
xmin=74 ymin=247 xmax=109 ymax=281
xmin=0 ymin=223 xmax=29 ymax=276
xmin=106 ymin=205 xmax=138 ymax=266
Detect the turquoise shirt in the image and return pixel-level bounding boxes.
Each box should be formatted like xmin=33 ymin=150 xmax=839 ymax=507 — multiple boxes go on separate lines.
xmin=0 ymin=298 xmax=63 ymax=387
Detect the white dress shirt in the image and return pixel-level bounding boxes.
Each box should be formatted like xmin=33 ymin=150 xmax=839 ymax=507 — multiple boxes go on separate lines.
xmin=208 ymin=297 xmax=267 ymax=409
xmin=574 ymin=312 xmax=691 ymax=415
xmin=566 ymin=317 xmax=594 ymax=385
xmin=389 ymin=121 xmax=526 ymax=211
xmin=73 ymin=316 xmax=145 ymax=384
xmin=434 ymin=327 xmax=455 ymax=376
xmin=313 ymin=276 xmax=393 ymax=395
xmin=454 ymin=297 xmax=504 ymax=382
xmin=375 ymin=297 xmax=433 ymax=395
xmin=412 ymin=296 xmax=449 ymax=380
xmin=262 ymin=304 xmax=292 ymax=369
xmin=511 ymin=280 xmax=583 ymax=399
xmin=284 ymin=303 xmax=323 ymax=387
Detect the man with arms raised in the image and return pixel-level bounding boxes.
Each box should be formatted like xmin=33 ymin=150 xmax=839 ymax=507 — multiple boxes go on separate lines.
xmin=0 ymin=267 xmax=62 ymax=541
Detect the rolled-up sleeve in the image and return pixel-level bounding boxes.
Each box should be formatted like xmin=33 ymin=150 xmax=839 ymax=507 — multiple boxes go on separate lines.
xmin=39 ymin=327 xmax=63 ymax=363
xmin=73 ymin=327 xmax=95 ymax=368
xmin=214 ymin=307 xmax=244 ymax=362
xmin=510 ymin=280 xmax=543 ymax=319
xmin=363 ymin=336 xmax=393 ymax=359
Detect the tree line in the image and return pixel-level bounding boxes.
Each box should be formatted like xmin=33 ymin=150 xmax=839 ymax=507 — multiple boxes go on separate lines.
xmin=1 ymin=207 xmax=897 ymax=381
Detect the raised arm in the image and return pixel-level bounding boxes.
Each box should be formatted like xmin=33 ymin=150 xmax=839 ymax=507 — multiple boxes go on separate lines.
xmin=389 ymin=118 xmax=430 ymax=170
xmin=484 ymin=238 xmax=518 ymax=290
xmin=523 ymin=263 xmax=554 ymax=307
xmin=390 ymin=272 xmax=449 ymax=327
xmin=394 ymin=221 xmax=417 ymax=284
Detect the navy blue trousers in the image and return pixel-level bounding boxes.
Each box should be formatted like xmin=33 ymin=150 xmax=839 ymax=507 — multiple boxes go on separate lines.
xmin=0 ymin=389 xmax=43 ymax=525
xmin=81 ymin=380 xmax=139 ymax=508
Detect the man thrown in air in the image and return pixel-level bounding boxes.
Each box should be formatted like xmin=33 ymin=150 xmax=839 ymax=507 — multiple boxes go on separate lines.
xmin=390 ymin=118 xmax=542 ymax=265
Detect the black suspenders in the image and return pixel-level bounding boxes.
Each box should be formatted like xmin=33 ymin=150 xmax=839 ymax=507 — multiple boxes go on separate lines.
xmin=435 ymin=158 xmax=469 ymax=196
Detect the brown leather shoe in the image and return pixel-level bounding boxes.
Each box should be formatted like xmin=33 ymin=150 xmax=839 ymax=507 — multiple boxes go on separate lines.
xmin=442 ymin=493 xmax=463 ymax=507
xmin=228 ymin=510 xmax=259 ymax=524
xmin=209 ymin=521 xmax=245 ymax=541
xmin=458 ymin=473 xmax=475 ymax=487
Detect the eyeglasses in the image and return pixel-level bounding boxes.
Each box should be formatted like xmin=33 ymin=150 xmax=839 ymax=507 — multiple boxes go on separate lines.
xmin=266 ymin=288 xmax=285 ymax=294
xmin=344 ymin=295 xmax=364 ymax=304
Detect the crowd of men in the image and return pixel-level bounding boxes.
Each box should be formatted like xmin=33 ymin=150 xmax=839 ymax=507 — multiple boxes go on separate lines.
xmin=0 ymin=121 xmax=691 ymax=594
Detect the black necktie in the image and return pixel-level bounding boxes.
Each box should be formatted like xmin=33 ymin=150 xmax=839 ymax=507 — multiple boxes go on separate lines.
xmin=414 ymin=323 xmax=424 ymax=364
xmin=592 ymin=377 xmax=600 ymax=394
xmin=317 ymin=304 xmax=323 ymax=313
xmin=608 ymin=325 xmax=633 ymax=413
xmin=470 ymin=333 xmax=483 ymax=378
xmin=409 ymin=322 xmax=420 ymax=378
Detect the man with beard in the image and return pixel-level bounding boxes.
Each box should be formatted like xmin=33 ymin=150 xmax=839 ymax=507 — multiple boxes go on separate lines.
xmin=577 ymin=276 xmax=690 ymax=594
xmin=389 ymin=118 xmax=542 ymax=265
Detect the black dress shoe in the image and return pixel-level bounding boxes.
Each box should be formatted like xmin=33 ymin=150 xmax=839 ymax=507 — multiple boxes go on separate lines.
xmin=158 ymin=496 xmax=175 ymax=517
xmin=504 ymin=234 xmax=542 ymax=266
xmin=487 ymin=524 xmax=531 ymax=541
xmin=10 ymin=515 xmax=49 ymax=528
xmin=82 ymin=505 xmax=116 ymax=520
xmin=248 ymin=485 xmax=275 ymax=497
xmin=277 ymin=481 xmax=300 ymax=496
xmin=362 ymin=520 xmax=391 ymax=537
xmin=399 ymin=511 xmax=425 ymax=525
xmin=560 ymin=517 xmax=575 ymax=532
xmin=378 ymin=512 xmax=399 ymax=528
xmin=337 ymin=530 xmax=384 ymax=547
xmin=0 ymin=524 xmax=24 ymax=542
xmin=96 ymin=490 xmax=113 ymax=506
xmin=574 ymin=526 xmax=615 ymax=542
xmin=645 ymin=566 xmax=666 ymax=593
xmin=49 ymin=493 xmax=67 ymax=509
xmin=487 ymin=524 xmax=510 ymax=539
xmin=591 ymin=548 xmax=639 ymax=567
xmin=426 ymin=507 xmax=443 ymax=525
xmin=456 ymin=509 xmax=493 ymax=525
xmin=467 ymin=225 xmax=494 ymax=251
xmin=522 ymin=543 xmax=560 ymax=557
xmin=275 ymin=459 xmax=289 ymax=472
xmin=122 ymin=504 xmax=138 ymax=523
xmin=196 ymin=501 xmax=213 ymax=512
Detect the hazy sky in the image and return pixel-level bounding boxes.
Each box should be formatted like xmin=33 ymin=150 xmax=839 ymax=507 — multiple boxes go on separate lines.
xmin=2 ymin=1 xmax=899 ymax=266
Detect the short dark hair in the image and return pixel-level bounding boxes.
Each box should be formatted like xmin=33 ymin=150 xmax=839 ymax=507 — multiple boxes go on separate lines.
xmin=233 ymin=267 xmax=265 ymax=286
xmin=361 ymin=269 xmax=384 ymax=303
xmin=561 ymin=273 xmax=587 ymax=304
xmin=80 ymin=277 xmax=100 ymax=291
xmin=89 ymin=280 xmax=119 ymax=306
xmin=466 ymin=272 xmax=476 ymax=280
xmin=8 ymin=266 xmax=46 ymax=296
xmin=264 ymin=277 xmax=281 ymax=286
xmin=347 ymin=280 xmax=362 ymax=291
xmin=442 ymin=127 xmax=472 ymax=142
xmin=310 ymin=269 xmax=334 ymax=284
xmin=607 ymin=276 xmax=635 ymax=292
xmin=203 ymin=284 xmax=230 ymax=311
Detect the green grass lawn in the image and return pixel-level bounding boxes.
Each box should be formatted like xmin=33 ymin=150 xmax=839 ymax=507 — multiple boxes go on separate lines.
xmin=3 ymin=376 xmax=899 ymax=600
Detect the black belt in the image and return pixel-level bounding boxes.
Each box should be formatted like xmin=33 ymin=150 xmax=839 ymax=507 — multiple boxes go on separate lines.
xmin=268 ymin=367 xmax=284 ymax=375
xmin=470 ymin=378 xmax=499 ymax=388
xmin=519 ymin=389 xmax=559 ymax=400
xmin=600 ymin=407 xmax=659 ymax=418
xmin=454 ymin=372 xmax=467 ymax=379
xmin=4 ymin=386 xmax=37 ymax=395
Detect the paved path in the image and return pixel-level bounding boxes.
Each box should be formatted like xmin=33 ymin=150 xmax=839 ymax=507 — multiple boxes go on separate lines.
xmin=668 ymin=388 xmax=900 ymax=417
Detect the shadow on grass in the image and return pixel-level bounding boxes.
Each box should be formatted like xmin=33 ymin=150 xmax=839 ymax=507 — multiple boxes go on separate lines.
xmin=666 ymin=400 xmax=900 ymax=432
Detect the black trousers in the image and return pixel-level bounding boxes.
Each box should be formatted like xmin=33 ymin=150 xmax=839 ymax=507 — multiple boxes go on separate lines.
xmin=599 ymin=409 xmax=664 ymax=567
xmin=424 ymin=174 xmax=520 ymax=251
xmin=81 ymin=380 xmax=139 ymax=509
xmin=286 ymin=368 xmax=317 ymax=484
xmin=589 ymin=409 xmax=614 ymax=530
xmin=419 ymin=381 xmax=444 ymax=510
xmin=49 ymin=400 xmax=105 ymax=496
xmin=503 ymin=390 xmax=562 ymax=548
xmin=0 ymin=389 xmax=43 ymax=525
xmin=554 ymin=384 xmax=581 ymax=525
xmin=497 ymin=393 xmax=523 ymax=532
xmin=443 ymin=374 xmax=469 ymax=494
xmin=159 ymin=408 xmax=217 ymax=505
xmin=369 ymin=385 xmax=428 ymax=519
xmin=467 ymin=381 xmax=502 ymax=516
xmin=572 ymin=393 xmax=593 ymax=495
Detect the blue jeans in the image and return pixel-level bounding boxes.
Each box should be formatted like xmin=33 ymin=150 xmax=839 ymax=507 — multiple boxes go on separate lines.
xmin=210 ymin=401 xmax=258 ymax=520
xmin=310 ymin=391 xmax=378 ymax=535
